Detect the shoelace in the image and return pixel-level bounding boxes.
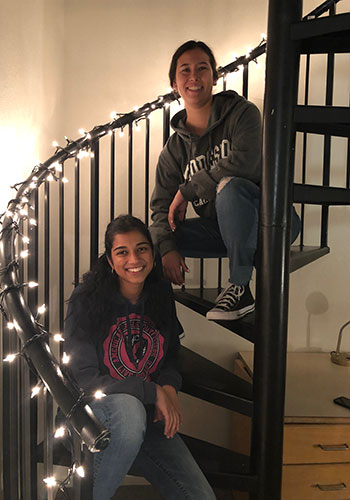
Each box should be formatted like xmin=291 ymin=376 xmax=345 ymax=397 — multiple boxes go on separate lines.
xmin=216 ymin=285 xmax=245 ymax=309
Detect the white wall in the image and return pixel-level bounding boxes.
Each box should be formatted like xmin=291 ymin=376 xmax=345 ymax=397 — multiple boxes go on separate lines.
xmin=0 ymin=0 xmax=65 ymax=211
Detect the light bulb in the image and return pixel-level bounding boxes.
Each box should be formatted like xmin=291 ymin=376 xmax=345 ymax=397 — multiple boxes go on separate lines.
xmin=52 ymin=141 xmax=59 ymax=148
xmin=118 ymin=130 xmax=124 ymax=138
xmin=75 ymin=465 xmax=85 ymax=478
xmin=94 ymin=390 xmax=106 ymax=399
xmin=28 ymin=281 xmax=38 ymax=288
xmin=53 ymin=333 xmax=64 ymax=342
xmin=31 ymin=385 xmax=41 ymax=398
xmin=20 ymin=250 xmax=29 ymax=258
xmin=78 ymin=128 xmax=85 ymax=135
xmin=23 ymin=236 xmax=30 ymax=244
xmin=7 ymin=322 xmax=15 ymax=329
xmin=62 ymin=177 xmax=69 ymax=183
xmin=43 ymin=476 xmax=57 ymax=488
xmin=62 ymin=352 xmax=70 ymax=364
xmin=110 ymin=111 xmax=117 ymax=119
xmin=54 ymin=426 xmax=66 ymax=438
xmin=29 ymin=218 xmax=37 ymax=226
xmin=4 ymin=353 xmax=17 ymax=362
xmin=37 ymin=304 xmax=46 ymax=315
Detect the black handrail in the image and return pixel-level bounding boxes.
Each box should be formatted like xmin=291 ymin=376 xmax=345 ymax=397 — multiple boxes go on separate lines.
xmin=0 ymin=40 xmax=268 ymax=486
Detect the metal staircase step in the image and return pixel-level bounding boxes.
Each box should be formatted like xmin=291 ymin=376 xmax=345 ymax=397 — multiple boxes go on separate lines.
xmin=292 ymin=12 xmax=350 ymax=53
xmin=294 ymin=105 xmax=350 ymax=137
xmin=290 ymin=245 xmax=330 ymax=272
xmin=294 ymin=183 xmax=350 ymax=205
xmin=180 ymin=433 xmax=255 ymax=492
xmin=174 ymin=288 xmax=256 ymax=343
xmin=179 ymin=346 xmax=253 ymax=416
xmin=175 ymin=246 xmax=329 ymax=341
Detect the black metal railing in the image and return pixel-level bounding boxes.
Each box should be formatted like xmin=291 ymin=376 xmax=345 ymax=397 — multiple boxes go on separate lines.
xmin=0 ymin=0 xmax=345 ymax=496
xmin=0 ymin=40 xmax=267 ymax=499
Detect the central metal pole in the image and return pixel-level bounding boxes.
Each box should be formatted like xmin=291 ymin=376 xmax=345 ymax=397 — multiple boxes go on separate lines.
xmin=251 ymin=1 xmax=302 ymax=499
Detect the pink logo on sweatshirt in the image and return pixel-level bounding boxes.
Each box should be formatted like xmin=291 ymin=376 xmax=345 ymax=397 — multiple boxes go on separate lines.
xmin=103 ymin=313 xmax=164 ymax=381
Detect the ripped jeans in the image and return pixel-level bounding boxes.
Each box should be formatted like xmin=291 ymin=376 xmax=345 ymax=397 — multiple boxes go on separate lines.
xmin=175 ymin=176 xmax=301 ymax=285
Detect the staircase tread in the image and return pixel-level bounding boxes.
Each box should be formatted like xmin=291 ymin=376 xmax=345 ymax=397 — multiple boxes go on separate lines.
xmin=180 ymin=433 xmax=250 ymax=475
xmin=292 ymin=12 xmax=350 ymax=40
xmin=174 ymin=287 xmax=256 ymax=343
xmin=179 ymin=346 xmax=253 ymax=415
xmin=295 ymin=105 xmax=350 ymax=123
xmin=294 ymin=183 xmax=350 ymax=205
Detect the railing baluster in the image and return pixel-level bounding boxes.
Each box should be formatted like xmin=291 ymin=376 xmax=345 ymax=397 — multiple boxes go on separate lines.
xmin=110 ymin=131 xmax=115 ymax=221
xmin=44 ymin=180 xmax=50 ymax=331
xmin=217 ymin=258 xmax=222 ymax=291
xmin=200 ymin=259 xmax=204 ymax=297
xmin=128 ymin=124 xmax=133 ymax=214
xmin=43 ymin=390 xmax=53 ymax=500
xmin=243 ymin=63 xmax=249 ymax=99
xmin=222 ymin=74 xmax=227 ymax=91
xmin=59 ymin=164 xmax=65 ymax=333
xmin=90 ymin=141 xmax=100 ymax=266
xmin=75 ymin=157 xmax=80 ymax=286
xmin=300 ymin=53 xmax=311 ymax=248
xmin=347 ymin=135 xmax=350 ymax=189
xmin=2 ymin=317 xmax=20 ymax=498
xmin=145 ymin=117 xmax=150 ymax=225
xmin=43 ymin=179 xmax=53 ymax=500
xmin=18 ymin=218 xmax=32 ymax=498
xmin=28 ymin=190 xmax=38 ymax=500
xmin=321 ymin=29 xmax=335 ymax=248
xmin=163 ymin=105 xmax=170 ymax=146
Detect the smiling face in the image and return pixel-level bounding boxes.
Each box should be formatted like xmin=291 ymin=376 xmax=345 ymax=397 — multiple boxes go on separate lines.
xmin=108 ymin=230 xmax=154 ymax=302
xmin=172 ymin=48 xmax=215 ymax=110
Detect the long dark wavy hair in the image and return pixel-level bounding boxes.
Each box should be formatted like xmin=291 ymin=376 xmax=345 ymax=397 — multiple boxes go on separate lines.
xmin=67 ymin=214 xmax=169 ymax=343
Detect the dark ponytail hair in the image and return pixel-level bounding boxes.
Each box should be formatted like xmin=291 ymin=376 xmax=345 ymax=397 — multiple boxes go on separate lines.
xmin=169 ymin=40 xmax=219 ymax=88
xmin=67 ymin=215 xmax=167 ymax=343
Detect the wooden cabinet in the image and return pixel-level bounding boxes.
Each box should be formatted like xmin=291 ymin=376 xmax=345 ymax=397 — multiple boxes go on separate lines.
xmin=233 ymin=352 xmax=350 ymax=500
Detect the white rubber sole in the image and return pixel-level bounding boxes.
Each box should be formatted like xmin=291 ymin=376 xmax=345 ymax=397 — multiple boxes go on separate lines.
xmin=206 ymin=303 xmax=255 ymax=321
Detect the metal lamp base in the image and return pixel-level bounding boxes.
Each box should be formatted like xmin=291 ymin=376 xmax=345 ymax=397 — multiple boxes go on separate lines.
xmin=331 ymin=351 xmax=350 ymax=366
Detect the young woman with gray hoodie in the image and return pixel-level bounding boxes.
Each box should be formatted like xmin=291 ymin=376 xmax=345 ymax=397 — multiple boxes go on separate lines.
xmin=150 ymin=40 xmax=300 ymax=320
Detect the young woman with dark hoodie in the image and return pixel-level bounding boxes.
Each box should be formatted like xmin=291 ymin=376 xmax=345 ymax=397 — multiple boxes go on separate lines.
xmin=150 ymin=40 xmax=301 ymax=320
xmin=64 ymin=215 xmax=215 ymax=500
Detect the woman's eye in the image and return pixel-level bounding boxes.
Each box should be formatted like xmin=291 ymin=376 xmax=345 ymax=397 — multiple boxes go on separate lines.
xmin=116 ymin=250 xmax=127 ymax=256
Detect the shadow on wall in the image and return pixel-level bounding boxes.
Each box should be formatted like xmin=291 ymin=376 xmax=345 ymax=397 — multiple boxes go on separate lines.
xmin=295 ymin=291 xmax=329 ymax=352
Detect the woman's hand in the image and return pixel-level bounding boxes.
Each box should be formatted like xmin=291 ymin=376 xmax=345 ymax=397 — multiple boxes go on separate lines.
xmin=162 ymin=251 xmax=189 ymax=285
xmin=154 ymin=385 xmax=182 ymax=438
xmin=168 ymin=190 xmax=188 ymax=232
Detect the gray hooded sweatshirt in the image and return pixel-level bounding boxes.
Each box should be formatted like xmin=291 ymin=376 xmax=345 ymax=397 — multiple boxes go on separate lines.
xmin=150 ymin=90 xmax=262 ymax=256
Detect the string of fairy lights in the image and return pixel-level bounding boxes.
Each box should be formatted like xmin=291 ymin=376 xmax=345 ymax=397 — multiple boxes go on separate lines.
xmin=0 ymin=37 xmax=266 ymax=496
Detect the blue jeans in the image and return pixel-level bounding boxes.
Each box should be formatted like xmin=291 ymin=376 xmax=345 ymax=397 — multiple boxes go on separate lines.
xmin=90 ymin=394 xmax=216 ymax=500
xmin=175 ymin=176 xmax=301 ymax=285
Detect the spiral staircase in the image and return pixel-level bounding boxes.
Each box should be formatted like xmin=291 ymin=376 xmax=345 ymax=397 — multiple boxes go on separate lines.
xmin=1 ymin=1 xmax=349 ymax=499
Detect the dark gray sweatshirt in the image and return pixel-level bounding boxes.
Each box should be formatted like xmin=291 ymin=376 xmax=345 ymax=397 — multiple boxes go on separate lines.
xmin=150 ymin=90 xmax=262 ymax=256
xmin=64 ymin=282 xmax=183 ymax=405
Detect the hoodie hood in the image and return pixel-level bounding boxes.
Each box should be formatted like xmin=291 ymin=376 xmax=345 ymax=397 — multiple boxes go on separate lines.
xmin=170 ymin=90 xmax=245 ymax=142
